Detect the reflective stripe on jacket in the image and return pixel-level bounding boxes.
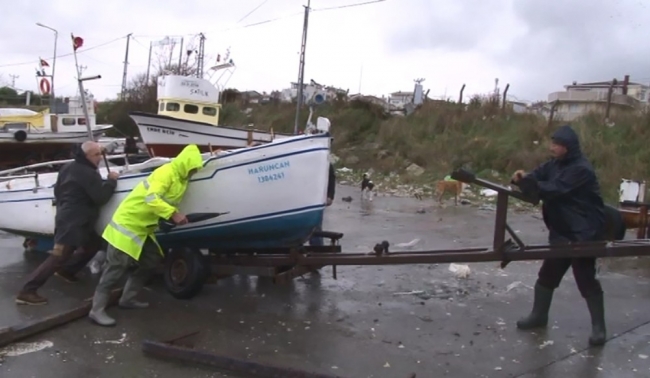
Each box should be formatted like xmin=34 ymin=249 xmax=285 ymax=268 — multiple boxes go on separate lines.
xmin=102 ymin=144 xmax=204 ymax=260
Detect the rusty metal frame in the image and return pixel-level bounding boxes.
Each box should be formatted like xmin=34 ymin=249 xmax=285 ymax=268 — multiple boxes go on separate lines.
xmin=202 ymin=169 xmax=650 ymax=274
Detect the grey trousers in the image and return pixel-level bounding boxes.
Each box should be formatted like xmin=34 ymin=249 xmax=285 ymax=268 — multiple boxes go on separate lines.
xmin=95 ymin=237 xmax=162 ymax=301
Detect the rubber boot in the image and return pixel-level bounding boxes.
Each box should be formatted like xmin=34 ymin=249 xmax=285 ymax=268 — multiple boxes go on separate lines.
xmin=89 ymin=290 xmax=116 ymax=327
xmin=586 ymin=293 xmax=607 ymax=346
xmin=516 ymin=283 xmax=554 ymax=330
xmin=118 ymin=274 xmax=150 ymax=309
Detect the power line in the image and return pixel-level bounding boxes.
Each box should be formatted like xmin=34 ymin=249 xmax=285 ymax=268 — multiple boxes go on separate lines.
xmin=134 ymin=0 xmax=388 ymax=37
xmin=237 ymin=0 xmax=270 ymax=23
xmin=0 ymin=35 xmax=128 ymax=68
xmin=312 ymin=0 xmax=386 ymax=12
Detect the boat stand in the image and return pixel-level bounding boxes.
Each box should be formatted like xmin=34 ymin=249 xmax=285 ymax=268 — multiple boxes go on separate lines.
xmin=162 ymin=168 xmax=650 ymax=300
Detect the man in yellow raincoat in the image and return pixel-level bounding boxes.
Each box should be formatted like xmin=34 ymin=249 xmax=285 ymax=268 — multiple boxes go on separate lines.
xmin=89 ymin=144 xmax=204 ymax=327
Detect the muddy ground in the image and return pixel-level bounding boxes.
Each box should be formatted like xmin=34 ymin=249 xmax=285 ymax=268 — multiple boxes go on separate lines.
xmin=1 ymin=184 xmax=649 ymax=378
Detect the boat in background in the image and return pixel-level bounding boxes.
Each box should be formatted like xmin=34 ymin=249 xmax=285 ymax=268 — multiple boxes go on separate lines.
xmin=0 ymin=131 xmax=332 ymax=250
xmin=131 ymin=62 xmax=292 ymax=158
xmin=0 ymin=94 xmax=113 ymax=168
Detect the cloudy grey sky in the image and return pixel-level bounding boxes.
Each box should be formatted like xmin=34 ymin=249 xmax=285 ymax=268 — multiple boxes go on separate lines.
xmin=1 ymin=0 xmax=648 ymax=103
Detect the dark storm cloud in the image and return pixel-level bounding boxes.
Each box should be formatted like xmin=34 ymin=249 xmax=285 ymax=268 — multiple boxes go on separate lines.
xmin=502 ymin=0 xmax=650 ymax=98
xmin=386 ymin=0 xmax=509 ymax=53
xmin=383 ymin=0 xmax=650 ymax=100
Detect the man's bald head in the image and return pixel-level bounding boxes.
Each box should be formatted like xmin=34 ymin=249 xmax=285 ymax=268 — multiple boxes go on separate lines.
xmin=81 ymin=141 xmax=103 ymax=167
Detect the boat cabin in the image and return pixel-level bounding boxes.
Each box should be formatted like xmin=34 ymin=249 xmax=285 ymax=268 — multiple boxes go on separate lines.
xmin=45 ymin=95 xmax=101 ymax=133
xmin=0 ymin=94 xmax=101 ymax=133
xmin=156 ymin=75 xmax=221 ymax=126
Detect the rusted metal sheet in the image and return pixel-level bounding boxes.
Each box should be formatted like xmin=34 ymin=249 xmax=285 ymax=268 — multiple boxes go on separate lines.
xmin=142 ymin=339 xmax=347 ymax=378
xmin=0 ymin=288 xmax=122 ymax=348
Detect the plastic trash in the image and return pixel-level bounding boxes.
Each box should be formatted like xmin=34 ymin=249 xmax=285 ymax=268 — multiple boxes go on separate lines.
xmin=449 ymin=263 xmax=471 ymax=278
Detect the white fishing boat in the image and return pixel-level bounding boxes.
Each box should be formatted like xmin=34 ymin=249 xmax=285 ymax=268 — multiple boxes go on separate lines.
xmin=131 ymin=63 xmax=292 ymax=158
xmin=0 ymin=94 xmax=113 ymax=167
xmin=0 ymin=127 xmax=332 ymax=250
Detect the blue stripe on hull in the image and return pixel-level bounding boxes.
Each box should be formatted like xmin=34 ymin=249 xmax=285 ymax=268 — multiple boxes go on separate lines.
xmin=157 ymin=209 xmax=324 ymax=250
xmin=5 ymin=208 xmax=324 ymax=252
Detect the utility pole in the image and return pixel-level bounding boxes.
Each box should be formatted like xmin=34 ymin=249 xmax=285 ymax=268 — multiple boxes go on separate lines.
xmin=178 ymin=37 xmax=184 ymax=73
xmin=145 ymin=41 xmax=153 ymax=84
xmin=197 ymin=33 xmax=206 ymax=78
xmin=120 ymin=33 xmax=132 ymax=101
xmin=8 ymin=74 xmax=18 ymax=88
xmin=293 ymin=0 xmax=311 ymax=135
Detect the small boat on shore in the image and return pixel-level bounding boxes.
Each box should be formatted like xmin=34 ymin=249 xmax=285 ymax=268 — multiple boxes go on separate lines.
xmin=0 ymin=130 xmax=332 ymax=250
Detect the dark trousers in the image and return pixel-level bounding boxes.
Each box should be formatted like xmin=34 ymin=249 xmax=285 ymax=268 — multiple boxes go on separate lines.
xmin=21 ymin=236 xmax=101 ymax=293
xmin=537 ymin=232 xmax=603 ymax=298
xmin=537 ymin=257 xmax=602 ymax=298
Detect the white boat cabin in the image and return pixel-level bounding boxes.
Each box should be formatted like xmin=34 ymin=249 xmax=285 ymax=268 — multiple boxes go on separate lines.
xmin=0 ymin=94 xmax=102 ymax=133
xmin=46 ymin=95 xmax=102 ymax=133
xmin=156 ymin=75 xmax=221 ymax=126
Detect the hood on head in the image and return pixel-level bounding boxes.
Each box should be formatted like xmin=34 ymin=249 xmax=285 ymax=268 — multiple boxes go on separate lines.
xmin=170 ymin=144 xmax=203 ymax=178
xmin=551 ymin=124 xmax=581 ymax=160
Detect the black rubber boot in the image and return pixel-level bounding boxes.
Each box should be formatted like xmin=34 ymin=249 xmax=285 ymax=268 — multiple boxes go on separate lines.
xmin=516 ymin=283 xmax=554 ymax=330
xmin=586 ymin=293 xmax=607 ymax=346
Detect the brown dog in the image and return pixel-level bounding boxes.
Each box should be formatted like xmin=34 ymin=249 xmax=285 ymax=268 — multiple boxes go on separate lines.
xmin=435 ymin=179 xmax=465 ymax=205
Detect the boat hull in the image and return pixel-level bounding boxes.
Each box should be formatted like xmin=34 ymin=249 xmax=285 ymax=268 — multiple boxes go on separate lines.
xmin=130 ymin=112 xmax=292 ymax=157
xmin=0 ymin=134 xmax=331 ymax=250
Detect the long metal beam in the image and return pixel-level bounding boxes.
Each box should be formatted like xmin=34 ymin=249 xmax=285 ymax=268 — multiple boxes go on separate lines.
xmin=142 ymin=339 xmax=347 ymax=378
xmin=0 ymin=289 xmax=122 ymax=347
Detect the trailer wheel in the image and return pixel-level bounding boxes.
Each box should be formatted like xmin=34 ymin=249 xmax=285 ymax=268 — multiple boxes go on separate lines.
xmin=163 ymin=247 xmax=209 ymax=300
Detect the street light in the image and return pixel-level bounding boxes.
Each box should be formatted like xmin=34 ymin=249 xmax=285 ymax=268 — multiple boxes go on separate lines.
xmin=36 ymin=22 xmax=58 ymax=112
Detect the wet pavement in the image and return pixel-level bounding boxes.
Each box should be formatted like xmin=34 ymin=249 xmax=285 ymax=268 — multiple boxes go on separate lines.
xmin=1 ymin=185 xmax=649 ymax=377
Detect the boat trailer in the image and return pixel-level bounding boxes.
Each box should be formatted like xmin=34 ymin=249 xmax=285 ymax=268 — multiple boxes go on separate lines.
xmin=163 ymin=168 xmax=650 ymax=299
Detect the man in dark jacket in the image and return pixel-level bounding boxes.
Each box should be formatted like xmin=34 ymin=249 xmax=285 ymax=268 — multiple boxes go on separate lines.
xmin=16 ymin=141 xmax=119 ymax=305
xmin=512 ymin=124 xmax=607 ymax=346
xmin=309 ymin=163 xmax=336 ymax=246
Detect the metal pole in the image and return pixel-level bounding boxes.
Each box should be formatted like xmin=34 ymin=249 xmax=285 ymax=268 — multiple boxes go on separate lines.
xmin=71 ymin=33 xmax=98 ymax=141
xmin=293 ymin=0 xmax=311 ymax=135
xmin=146 ymin=41 xmax=153 ymax=84
xmin=120 ymin=33 xmax=132 ymax=101
xmin=52 ymin=29 xmax=58 ymax=111
xmin=178 ymin=37 xmax=184 ymax=72
xmin=36 ymin=23 xmax=58 ymax=112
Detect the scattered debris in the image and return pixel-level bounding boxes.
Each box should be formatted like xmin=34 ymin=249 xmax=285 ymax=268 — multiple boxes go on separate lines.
xmin=94 ymin=333 xmax=127 ymax=345
xmin=396 ymin=239 xmax=421 ymax=249
xmin=506 ymin=281 xmax=525 ymax=292
xmin=480 ymin=189 xmax=498 ymax=197
xmin=393 ymin=290 xmax=425 ymax=296
xmin=539 ymin=340 xmax=554 ymax=349
xmin=0 ymin=340 xmax=53 ymax=357
xmin=406 ymin=164 xmax=425 ymax=177
xmin=449 ymin=263 xmax=471 ymax=279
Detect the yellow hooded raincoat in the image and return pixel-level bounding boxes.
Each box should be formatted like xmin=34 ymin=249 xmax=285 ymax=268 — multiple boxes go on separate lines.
xmin=102 ymin=144 xmax=204 ymax=261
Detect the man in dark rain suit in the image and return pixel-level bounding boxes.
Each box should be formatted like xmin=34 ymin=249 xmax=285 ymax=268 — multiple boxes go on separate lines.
xmin=511 ymin=124 xmax=607 ymax=346
xmin=16 ymin=141 xmax=119 ymax=305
